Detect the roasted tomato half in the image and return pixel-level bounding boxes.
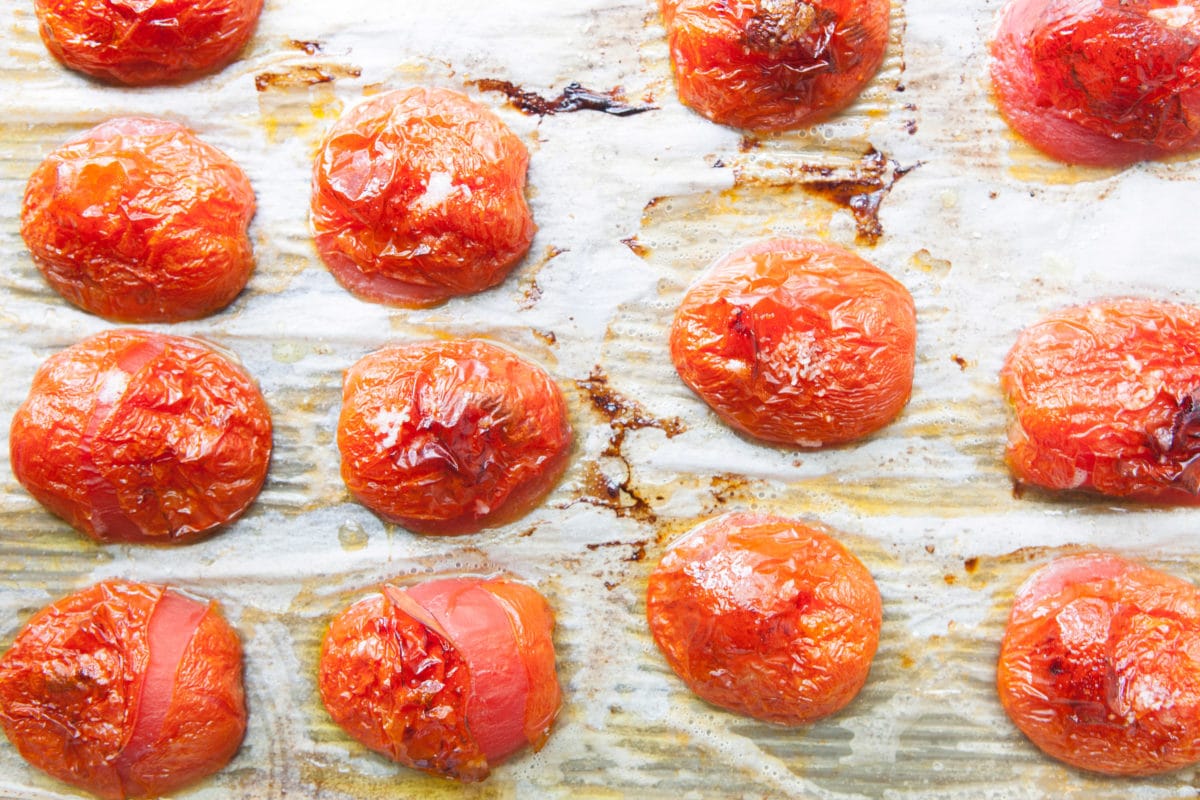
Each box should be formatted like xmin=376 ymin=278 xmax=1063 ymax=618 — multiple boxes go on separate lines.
xmin=10 ymin=329 xmax=273 ymax=544
xmin=659 ymin=0 xmax=891 ymax=131
xmin=319 ymin=577 xmax=561 ymax=782
xmin=991 ymin=0 xmax=1200 ymax=166
xmin=337 ymin=339 xmax=571 ymax=535
xmin=34 ymin=0 xmax=263 ymax=85
xmin=1001 ymin=297 xmax=1200 ymax=503
xmin=0 ymin=580 xmax=246 ymax=799
xmin=21 ymin=117 xmax=256 ymax=323
xmin=311 ymin=87 xmax=536 ymax=308
xmin=670 ymin=237 xmax=916 ymax=447
xmin=998 ymin=552 xmax=1200 ymax=775
xmin=646 ymin=512 xmax=882 ymax=725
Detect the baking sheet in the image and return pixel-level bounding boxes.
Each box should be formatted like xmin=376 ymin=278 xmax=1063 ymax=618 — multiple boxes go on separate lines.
xmin=3 ymin=0 xmax=1200 ymax=797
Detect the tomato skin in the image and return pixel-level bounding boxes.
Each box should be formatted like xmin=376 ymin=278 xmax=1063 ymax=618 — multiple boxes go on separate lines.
xmin=670 ymin=237 xmax=916 ymax=447
xmin=337 ymin=339 xmax=571 ymax=535
xmin=311 ymin=88 xmax=536 ymax=308
xmin=646 ymin=512 xmax=881 ymax=725
xmin=991 ymin=0 xmax=1200 ymax=165
xmin=997 ymin=553 xmax=1200 ymax=775
xmin=659 ymin=0 xmax=891 ymax=131
xmin=34 ymin=0 xmax=263 ymax=85
xmin=1001 ymin=297 xmax=1200 ymax=503
xmin=21 ymin=117 xmax=256 ymax=323
xmin=318 ymin=578 xmax=560 ymax=782
xmin=0 ymin=580 xmax=246 ymax=799
xmin=10 ymin=329 xmax=273 ymax=544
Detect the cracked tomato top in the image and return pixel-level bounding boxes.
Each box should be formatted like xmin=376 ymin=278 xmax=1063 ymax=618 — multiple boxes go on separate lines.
xmin=998 ymin=553 xmax=1200 ymax=775
xmin=670 ymin=237 xmax=916 ymax=447
xmin=21 ymin=117 xmax=256 ymax=323
xmin=659 ymin=0 xmax=891 ymax=131
xmin=1001 ymin=297 xmax=1200 ymax=503
xmin=10 ymin=329 xmax=273 ymax=544
xmin=310 ymin=87 xmax=536 ymax=308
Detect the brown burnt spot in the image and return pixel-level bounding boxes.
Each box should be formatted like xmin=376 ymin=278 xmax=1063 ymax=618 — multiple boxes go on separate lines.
xmin=255 ymin=64 xmax=362 ymax=92
xmin=532 ymin=329 xmax=557 ymax=347
xmin=585 ymin=539 xmax=649 ymax=562
xmin=905 ymin=120 xmax=918 ymax=135
xmin=943 ymin=574 xmax=957 ymax=585
xmin=1011 ymin=479 xmax=1026 ymax=500
xmin=952 ymin=354 xmax=968 ymax=371
xmin=964 ymin=557 xmax=980 ymax=573
xmin=517 ymin=245 xmax=565 ymax=311
xmin=798 ymin=148 xmax=921 ymax=246
xmin=709 ymin=473 xmax=751 ymax=506
xmin=579 ymin=461 xmax=656 ymax=523
xmin=288 ymin=39 xmax=323 ymax=55
xmin=925 ymin=544 xmax=936 ymax=554
xmin=899 ymin=653 xmax=915 ymax=669
xmin=621 ymin=236 xmax=650 ymax=258
xmin=470 ymin=79 xmax=655 ymax=117
xmin=740 ymin=135 xmax=762 ymax=152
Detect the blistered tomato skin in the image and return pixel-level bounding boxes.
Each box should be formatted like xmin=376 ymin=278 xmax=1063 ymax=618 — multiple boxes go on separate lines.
xmin=318 ymin=578 xmax=561 ymax=782
xmin=997 ymin=553 xmax=1200 ymax=775
xmin=991 ymin=0 xmax=1200 ymax=166
xmin=659 ymin=0 xmax=891 ymax=131
xmin=34 ymin=0 xmax=263 ymax=85
xmin=21 ymin=117 xmax=256 ymax=323
xmin=670 ymin=237 xmax=916 ymax=447
xmin=337 ymin=339 xmax=572 ymax=535
xmin=9 ymin=329 xmax=273 ymax=544
xmin=311 ymin=87 xmax=536 ymax=308
xmin=0 ymin=580 xmax=247 ymax=799
xmin=646 ymin=513 xmax=882 ymax=725
xmin=1001 ymin=297 xmax=1200 ymax=503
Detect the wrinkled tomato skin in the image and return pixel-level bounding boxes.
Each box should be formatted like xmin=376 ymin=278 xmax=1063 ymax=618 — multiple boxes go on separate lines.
xmin=318 ymin=578 xmax=560 ymax=782
xmin=997 ymin=553 xmax=1200 ymax=775
xmin=991 ymin=0 xmax=1200 ymax=166
xmin=34 ymin=0 xmax=263 ymax=85
xmin=311 ymin=87 xmax=536 ymax=308
xmin=0 ymin=580 xmax=247 ymax=799
xmin=1001 ymin=297 xmax=1200 ymax=503
xmin=646 ymin=512 xmax=882 ymax=725
xmin=337 ymin=339 xmax=571 ymax=535
xmin=670 ymin=237 xmax=916 ymax=447
xmin=10 ymin=329 xmax=273 ymax=544
xmin=21 ymin=117 xmax=256 ymax=324
xmin=659 ymin=0 xmax=891 ymax=131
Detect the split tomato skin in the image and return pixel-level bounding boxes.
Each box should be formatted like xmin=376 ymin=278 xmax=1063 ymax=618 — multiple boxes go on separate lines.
xmin=997 ymin=553 xmax=1200 ymax=775
xmin=991 ymin=0 xmax=1200 ymax=166
xmin=659 ymin=0 xmax=891 ymax=131
xmin=337 ymin=339 xmax=572 ymax=535
xmin=0 ymin=580 xmax=247 ymax=799
xmin=1001 ymin=297 xmax=1200 ymax=503
xmin=670 ymin=237 xmax=916 ymax=447
xmin=646 ymin=513 xmax=882 ymax=725
xmin=10 ymin=329 xmax=273 ymax=544
xmin=34 ymin=0 xmax=264 ymax=85
xmin=311 ymin=87 xmax=536 ymax=308
xmin=21 ymin=117 xmax=256 ymax=323
xmin=318 ymin=578 xmax=561 ymax=782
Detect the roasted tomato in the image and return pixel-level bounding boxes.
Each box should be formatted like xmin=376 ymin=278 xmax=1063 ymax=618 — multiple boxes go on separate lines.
xmin=310 ymin=87 xmax=536 ymax=308
xmin=318 ymin=577 xmax=561 ymax=782
xmin=646 ymin=512 xmax=881 ymax=725
xmin=998 ymin=552 xmax=1200 ymax=775
xmin=991 ymin=0 xmax=1200 ymax=166
xmin=659 ymin=0 xmax=891 ymax=131
xmin=34 ymin=0 xmax=263 ymax=85
xmin=670 ymin=237 xmax=916 ymax=447
xmin=10 ymin=329 xmax=273 ymax=544
xmin=21 ymin=117 xmax=256 ymax=323
xmin=1001 ymin=297 xmax=1200 ymax=503
xmin=337 ymin=339 xmax=571 ymax=535
xmin=0 ymin=580 xmax=246 ymax=799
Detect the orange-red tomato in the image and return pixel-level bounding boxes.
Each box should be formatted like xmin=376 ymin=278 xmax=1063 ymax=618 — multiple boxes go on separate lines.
xmin=670 ymin=237 xmax=916 ymax=447
xmin=310 ymin=87 xmax=536 ymax=308
xmin=337 ymin=339 xmax=571 ymax=535
xmin=34 ymin=0 xmax=263 ymax=85
xmin=659 ymin=0 xmax=891 ymax=131
xmin=21 ymin=117 xmax=256 ymax=323
xmin=0 ymin=580 xmax=246 ymax=799
xmin=991 ymin=0 xmax=1200 ymax=166
xmin=1001 ymin=297 xmax=1200 ymax=503
xmin=10 ymin=329 xmax=273 ymax=544
xmin=318 ymin=577 xmax=561 ymax=782
xmin=646 ymin=512 xmax=881 ymax=725
xmin=997 ymin=553 xmax=1200 ymax=775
